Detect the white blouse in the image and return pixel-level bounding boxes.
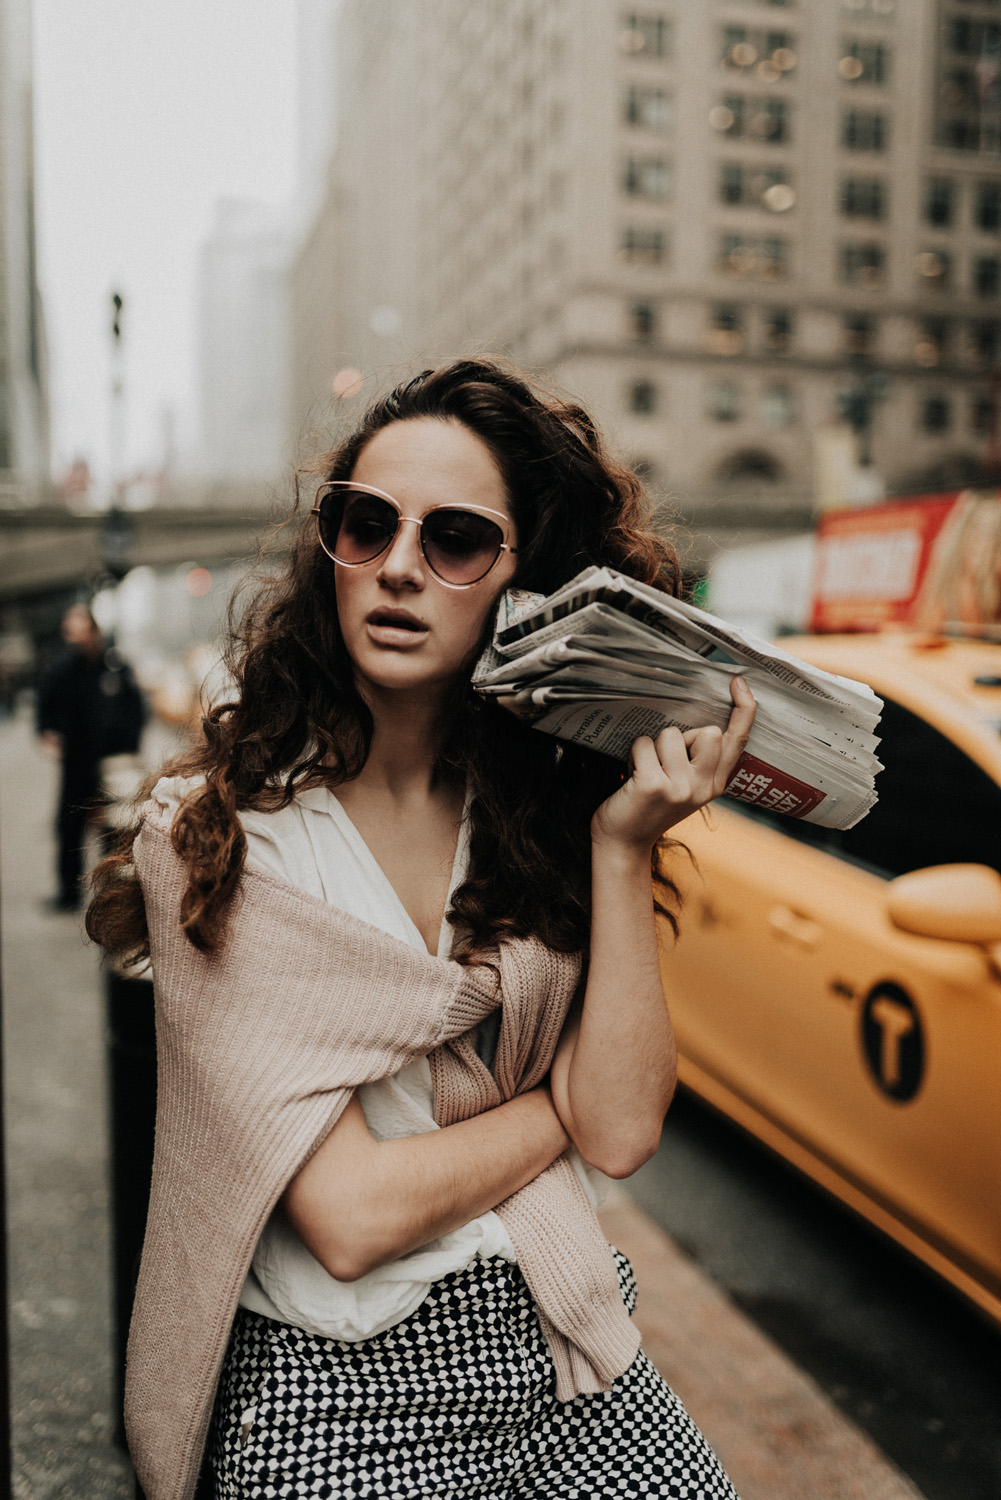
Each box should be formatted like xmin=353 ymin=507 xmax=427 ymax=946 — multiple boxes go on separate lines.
xmin=152 ymin=776 xmax=602 ymax=1344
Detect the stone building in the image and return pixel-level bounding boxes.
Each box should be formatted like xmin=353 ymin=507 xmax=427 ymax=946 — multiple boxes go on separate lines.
xmin=292 ymin=0 xmax=1001 ymax=560
xmin=0 ymin=0 xmax=49 ymax=504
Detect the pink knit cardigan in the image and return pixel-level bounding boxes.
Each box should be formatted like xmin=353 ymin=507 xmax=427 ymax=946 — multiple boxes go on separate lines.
xmin=128 ymin=809 xmax=641 ymax=1500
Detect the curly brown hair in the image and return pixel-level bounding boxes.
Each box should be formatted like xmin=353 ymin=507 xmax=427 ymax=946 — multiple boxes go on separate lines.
xmin=86 ymin=358 xmax=683 ymax=966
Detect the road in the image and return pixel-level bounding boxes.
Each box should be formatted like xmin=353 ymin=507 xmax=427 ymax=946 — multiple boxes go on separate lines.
xmin=630 ymin=1092 xmax=1001 ymax=1500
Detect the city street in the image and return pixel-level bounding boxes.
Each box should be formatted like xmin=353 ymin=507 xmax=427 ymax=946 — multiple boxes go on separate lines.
xmin=2 ymin=701 xmax=987 ymax=1500
xmin=631 ymin=1096 xmax=1001 ymax=1500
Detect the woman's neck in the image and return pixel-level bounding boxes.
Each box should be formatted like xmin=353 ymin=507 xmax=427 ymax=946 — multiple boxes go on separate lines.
xmin=353 ymin=687 xmax=451 ymax=801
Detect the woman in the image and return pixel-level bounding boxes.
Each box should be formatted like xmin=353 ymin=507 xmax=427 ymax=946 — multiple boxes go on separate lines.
xmin=89 ymin=359 xmax=755 ymax=1500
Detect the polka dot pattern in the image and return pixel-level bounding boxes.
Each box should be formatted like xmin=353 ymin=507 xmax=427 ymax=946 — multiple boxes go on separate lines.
xmin=207 ymin=1251 xmax=738 ymax=1498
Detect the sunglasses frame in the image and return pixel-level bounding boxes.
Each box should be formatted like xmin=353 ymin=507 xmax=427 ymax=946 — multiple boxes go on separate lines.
xmin=312 ymin=480 xmax=517 ymax=589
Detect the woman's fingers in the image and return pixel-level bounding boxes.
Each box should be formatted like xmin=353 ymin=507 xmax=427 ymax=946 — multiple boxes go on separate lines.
xmin=675 ymin=678 xmax=757 ymax=792
xmin=651 ymin=726 xmax=694 ymax=784
xmin=612 ymin=680 xmax=757 ymax=840
xmin=716 ymin=676 xmax=756 ymax=783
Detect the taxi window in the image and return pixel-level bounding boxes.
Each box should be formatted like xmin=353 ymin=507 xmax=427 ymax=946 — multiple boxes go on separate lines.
xmin=725 ymin=698 xmax=1001 ymax=879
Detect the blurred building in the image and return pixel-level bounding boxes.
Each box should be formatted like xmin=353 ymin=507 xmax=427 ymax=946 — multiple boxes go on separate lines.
xmin=292 ymin=0 xmax=1001 ymax=561
xmin=0 ymin=0 xmax=49 ymax=505
xmin=197 ymin=0 xmax=341 ymax=485
xmin=196 ymin=198 xmax=296 ymax=483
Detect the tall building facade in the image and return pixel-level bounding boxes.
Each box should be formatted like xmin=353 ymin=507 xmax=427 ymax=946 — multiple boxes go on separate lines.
xmin=0 ymin=0 xmax=49 ymax=503
xmin=196 ymin=199 xmax=296 ymax=481
xmin=304 ymin=0 xmax=1001 ymax=557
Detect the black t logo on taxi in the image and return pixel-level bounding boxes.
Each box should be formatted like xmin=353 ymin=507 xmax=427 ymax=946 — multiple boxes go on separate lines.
xmin=861 ymin=983 xmax=924 ymax=1102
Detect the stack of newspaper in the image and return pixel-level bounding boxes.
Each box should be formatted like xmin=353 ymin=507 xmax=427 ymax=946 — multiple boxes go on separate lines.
xmin=473 ymin=567 xmax=883 ymax=831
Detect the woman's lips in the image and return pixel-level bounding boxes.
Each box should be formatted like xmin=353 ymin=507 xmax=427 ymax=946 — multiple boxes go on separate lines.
xmin=365 ymin=610 xmax=429 ymax=646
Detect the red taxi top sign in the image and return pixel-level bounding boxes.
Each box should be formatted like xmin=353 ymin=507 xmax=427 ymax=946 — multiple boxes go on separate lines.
xmin=809 ymin=491 xmax=1001 ymax=633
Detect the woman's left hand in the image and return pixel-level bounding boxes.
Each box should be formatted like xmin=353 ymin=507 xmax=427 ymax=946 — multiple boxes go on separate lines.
xmin=591 ymin=675 xmax=756 ymax=850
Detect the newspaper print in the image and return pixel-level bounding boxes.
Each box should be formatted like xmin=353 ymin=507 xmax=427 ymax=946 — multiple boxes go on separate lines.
xmin=474 ymin=568 xmax=883 ymax=831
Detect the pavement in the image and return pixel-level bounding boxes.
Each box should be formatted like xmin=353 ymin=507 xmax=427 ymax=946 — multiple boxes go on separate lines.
xmin=0 ymin=702 xmax=927 ymax=1499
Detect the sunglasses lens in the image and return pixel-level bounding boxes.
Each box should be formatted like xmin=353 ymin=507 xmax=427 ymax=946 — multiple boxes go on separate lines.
xmin=318 ymin=488 xmax=398 ymax=564
xmin=421 ymin=508 xmax=505 ymax=584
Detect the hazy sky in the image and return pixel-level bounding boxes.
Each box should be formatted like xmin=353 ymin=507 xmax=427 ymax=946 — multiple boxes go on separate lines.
xmin=32 ymin=0 xmax=301 ymax=485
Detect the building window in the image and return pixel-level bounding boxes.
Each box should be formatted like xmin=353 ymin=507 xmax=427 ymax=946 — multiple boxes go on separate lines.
xmin=841 ymin=242 xmax=886 ymax=286
xmin=763 ymin=307 xmax=794 ymax=351
xmin=842 ymin=110 xmax=888 ymax=150
xmin=707 ymin=381 xmax=742 ymax=421
xmin=976 ymin=182 xmax=1001 ymax=232
xmin=629 ymin=301 xmax=657 ymax=340
xmin=842 ymin=0 xmax=896 ymax=15
xmin=620 ymin=225 xmax=669 ymax=264
xmin=708 ymin=304 xmax=744 ymax=354
xmin=921 ymin=395 xmax=951 ymax=433
xmin=629 ymin=379 xmax=658 ymax=414
xmin=720 ymin=163 xmax=744 ymax=205
xmin=916 ymin=249 xmax=952 ymax=290
xmin=938 ymin=69 xmax=1001 ymax=152
xmin=709 ymin=95 xmax=790 ymax=142
xmin=624 ymin=85 xmax=673 ymax=132
xmin=752 ymin=98 xmax=789 ymax=141
xmin=717 ymin=449 xmax=784 ymax=481
xmin=624 ymin=156 xmax=672 ymax=199
xmin=948 ymin=17 xmax=1001 ymax=58
xmin=838 ymin=41 xmax=890 ymax=84
xmin=914 ymin=318 xmax=949 ymax=367
xmin=720 ymin=163 xmax=795 ymax=210
xmin=721 ymin=27 xmax=797 ymax=78
xmin=620 ymin=13 xmax=671 ymax=57
xmin=975 ymin=256 xmax=1001 ymax=298
xmin=970 ymin=393 xmax=995 ymax=436
xmin=844 ymin=312 xmax=876 ymax=356
xmin=969 ymin=320 xmax=1001 ymax=366
xmin=720 ymin=234 xmax=788 ymax=277
xmin=936 ymin=17 xmax=1001 ymax=155
xmin=840 ymin=177 xmax=887 ymax=218
xmin=760 ymin=385 xmax=795 ymax=427
xmin=709 ymin=96 xmax=744 ymax=135
xmin=924 ymin=179 xmax=955 ymax=227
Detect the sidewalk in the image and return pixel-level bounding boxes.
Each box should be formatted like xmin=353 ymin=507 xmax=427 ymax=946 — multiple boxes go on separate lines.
xmin=598 ymin=1190 xmax=925 ymax=1500
xmin=0 ymin=703 xmax=926 ymax=1499
xmin=1 ymin=707 xmax=133 ymax=1498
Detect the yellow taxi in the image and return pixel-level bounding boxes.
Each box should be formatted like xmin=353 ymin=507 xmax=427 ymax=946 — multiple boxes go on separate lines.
xmin=661 ymin=632 xmax=1001 ymax=1325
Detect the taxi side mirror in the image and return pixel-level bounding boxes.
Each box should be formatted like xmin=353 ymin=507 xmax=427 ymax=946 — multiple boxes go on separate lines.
xmin=886 ymin=863 xmax=1001 ymax=944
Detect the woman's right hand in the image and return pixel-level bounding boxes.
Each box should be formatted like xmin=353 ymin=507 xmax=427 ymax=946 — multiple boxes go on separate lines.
xmin=591 ymin=675 xmax=756 ymax=851
xmin=282 ymin=1086 xmax=570 ymax=1283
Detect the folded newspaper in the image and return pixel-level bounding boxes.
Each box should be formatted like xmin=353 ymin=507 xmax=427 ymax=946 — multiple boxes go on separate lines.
xmin=473 ymin=566 xmax=883 ymax=831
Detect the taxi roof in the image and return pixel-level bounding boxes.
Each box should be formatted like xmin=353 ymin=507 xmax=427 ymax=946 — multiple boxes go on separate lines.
xmin=779 ymin=632 xmax=1001 ymax=779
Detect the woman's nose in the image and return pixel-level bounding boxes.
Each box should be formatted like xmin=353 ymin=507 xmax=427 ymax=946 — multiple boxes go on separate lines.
xmin=376 ymin=516 xmax=426 ymax=588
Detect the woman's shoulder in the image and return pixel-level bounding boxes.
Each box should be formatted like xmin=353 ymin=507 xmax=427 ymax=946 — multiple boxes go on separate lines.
xmin=138 ymin=775 xmax=341 ymax=898
xmin=149 ymin=773 xmax=204 ymax=817
xmin=146 ymin=775 xmax=337 ymax=825
xmin=140 ymin=773 xmax=205 ymax=835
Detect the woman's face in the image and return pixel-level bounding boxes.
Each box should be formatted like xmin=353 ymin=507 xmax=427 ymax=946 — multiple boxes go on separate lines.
xmin=333 ymin=417 xmax=519 ymax=704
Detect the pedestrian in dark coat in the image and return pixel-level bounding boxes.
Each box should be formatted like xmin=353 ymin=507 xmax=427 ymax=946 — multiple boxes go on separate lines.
xmin=37 ymin=603 xmax=146 ymax=910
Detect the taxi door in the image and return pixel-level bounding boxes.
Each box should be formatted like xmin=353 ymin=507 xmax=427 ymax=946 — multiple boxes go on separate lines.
xmin=662 ymin=805 xmax=1001 ymax=1298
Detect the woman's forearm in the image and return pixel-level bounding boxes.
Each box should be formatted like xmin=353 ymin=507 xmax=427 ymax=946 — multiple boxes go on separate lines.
xmin=550 ymin=838 xmax=676 ymax=1179
xmin=283 ymin=1088 xmax=570 ymax=1282
xmin=553 ymin=688 xmax=755 ymax=1177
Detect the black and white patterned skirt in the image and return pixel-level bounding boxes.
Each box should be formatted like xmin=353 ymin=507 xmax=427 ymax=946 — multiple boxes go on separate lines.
xmin=207 ymin=1250 xmax=739 ymax=1498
